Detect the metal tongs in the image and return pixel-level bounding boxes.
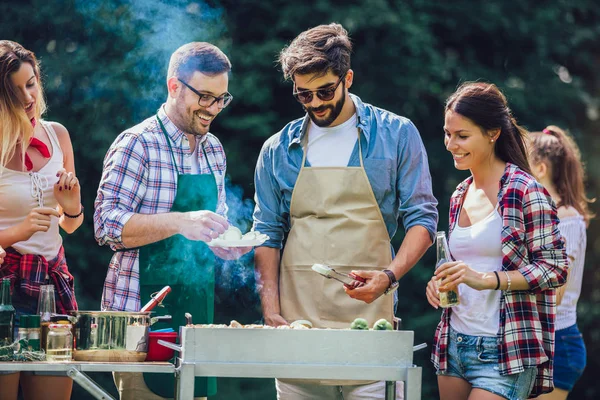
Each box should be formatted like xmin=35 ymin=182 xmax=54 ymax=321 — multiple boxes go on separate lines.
xmin=140 ymin=285 xmax=171 ymax=312
xmin=311 ymin=264 xmax=366 ymax=288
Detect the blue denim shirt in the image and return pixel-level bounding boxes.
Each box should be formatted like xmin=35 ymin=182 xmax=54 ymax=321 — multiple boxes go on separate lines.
xmin=253 ymin=93 xmax=438 ymax=249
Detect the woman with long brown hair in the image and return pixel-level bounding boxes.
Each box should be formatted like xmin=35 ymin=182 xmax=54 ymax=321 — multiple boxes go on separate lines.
xmin=0 ymin=40 xmax=82 ymax=400
xmin=426 ymin=82 xmax=568 ymax=399
xmin=531 ymin=126 xmax=593 ymax=400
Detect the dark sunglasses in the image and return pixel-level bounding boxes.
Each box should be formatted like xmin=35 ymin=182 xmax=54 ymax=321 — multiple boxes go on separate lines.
xmin=292 ymin=75 xmax=345 ymax=104
xmin=177 ymin=78 xmax=233 ymax=109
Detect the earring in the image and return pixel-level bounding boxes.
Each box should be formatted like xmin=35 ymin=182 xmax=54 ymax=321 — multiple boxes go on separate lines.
xmin=490 ymin=139 xmax=495 ymax=143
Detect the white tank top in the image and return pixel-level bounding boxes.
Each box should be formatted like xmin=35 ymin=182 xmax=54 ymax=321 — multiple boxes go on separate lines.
xmin=449 ymin=205 xmax=503 ymax=336
xmin=0 ymin=121 xmax=63 ymax=259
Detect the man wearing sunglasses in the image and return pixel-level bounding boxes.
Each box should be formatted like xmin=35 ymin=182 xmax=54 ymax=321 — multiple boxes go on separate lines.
xmin=253 ymin=23 xmax=438 ymax=399
xmin=94 ymin=42 xmax=250 ymax=400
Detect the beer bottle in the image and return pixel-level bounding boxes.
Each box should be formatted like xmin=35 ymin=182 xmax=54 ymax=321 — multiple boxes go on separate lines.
xmin=0 ymin=278 xmax=16 ymax=356
xmin=436 ymin=231 xmax=460 ymax=307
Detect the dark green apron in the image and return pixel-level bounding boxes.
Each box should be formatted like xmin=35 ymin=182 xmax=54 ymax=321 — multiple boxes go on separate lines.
xmin=139 ymin=116 xmax=217 ymax=397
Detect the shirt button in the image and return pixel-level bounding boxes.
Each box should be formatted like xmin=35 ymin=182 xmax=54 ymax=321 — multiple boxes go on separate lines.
xmin=457 ymin=337 xmax=463 ymax=342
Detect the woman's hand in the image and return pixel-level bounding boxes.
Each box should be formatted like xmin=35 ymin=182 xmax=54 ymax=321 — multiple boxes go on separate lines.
xmin=425 ymin=276 xmax=441 ymax=309
xmin=0 ymin=245 xmax=5 ymax=264
xmin=435 ymin=260 xmax=495 ymax=291
xmin=54 ymin=168 xmax=81 ymax=215
xmin=17 ymin=207 xmax=61 ymax=241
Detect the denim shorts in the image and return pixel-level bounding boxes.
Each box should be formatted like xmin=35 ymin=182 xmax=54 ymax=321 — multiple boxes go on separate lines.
xmin=554 ymin=324 xmax=586 ymax=391
xmin=437 ymin=326 xmax=536 ymax=400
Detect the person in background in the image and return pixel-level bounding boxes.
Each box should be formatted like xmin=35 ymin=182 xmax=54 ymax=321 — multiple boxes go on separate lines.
xmin=94 ymin=42 xmax=251 ymax=400
xmin=253 ymin=23 xmax=438 ymax=399
xmin=531 ymin=126 xmax=593 ymax=400
xmin=0 ymin=40 xmax=82 ymax=400
xmin=426 ymin=82 xmax=569 ymax=400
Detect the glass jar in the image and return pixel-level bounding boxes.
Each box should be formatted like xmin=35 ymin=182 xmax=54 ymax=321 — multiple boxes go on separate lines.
xmin=46 ymin=323 xmax=73 ymax=362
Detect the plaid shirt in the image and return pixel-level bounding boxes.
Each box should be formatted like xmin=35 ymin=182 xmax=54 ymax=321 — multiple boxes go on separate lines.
xmin=1 ymin=246 xmax=78 ymax=313
xmin=94 ymin=106 xmax=227 ymax=312
xmin=431 ymin=163 xmax=568 ymax=398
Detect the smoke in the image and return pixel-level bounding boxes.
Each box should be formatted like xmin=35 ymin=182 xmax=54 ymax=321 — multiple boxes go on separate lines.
xmin=72 ymin=0 xmax=228 ymax=121
xmin=217 ymin=178 xmax=257 ymax=292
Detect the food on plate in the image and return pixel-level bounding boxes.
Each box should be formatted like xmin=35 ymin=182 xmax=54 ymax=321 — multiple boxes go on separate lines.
xmin=221 ymin=226 xmax=243 ymax=241
xmin=290 ymin=320 xmax=313 ymax=329
xmin=372 ymin=318 xmax=394 ymax=331
xmin=229 ymin=320 xmax=243 ymax=328
xmin=350 ymin=318 xmax=369 ymax=330
xmin=241 ymin=231 xmax=259 ymax=240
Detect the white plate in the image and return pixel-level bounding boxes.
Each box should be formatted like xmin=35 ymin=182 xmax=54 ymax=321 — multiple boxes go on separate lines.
xmin=207 ymin=236 xmax=268 ymax=248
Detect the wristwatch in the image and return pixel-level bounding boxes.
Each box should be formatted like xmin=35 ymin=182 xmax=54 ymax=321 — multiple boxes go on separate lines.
xmin=382 ymin=269 xmax=399 ymax=295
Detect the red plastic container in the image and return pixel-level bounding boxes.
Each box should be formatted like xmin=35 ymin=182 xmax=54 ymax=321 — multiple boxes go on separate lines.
xmin=146 ymin=332 xmax=178 ymax=361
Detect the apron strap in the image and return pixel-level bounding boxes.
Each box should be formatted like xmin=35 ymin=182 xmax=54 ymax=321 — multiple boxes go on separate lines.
xmin=156 ymin=115 xmax=181 ymax=174
xmin=156 ymin=114 xmax=216 ymax=175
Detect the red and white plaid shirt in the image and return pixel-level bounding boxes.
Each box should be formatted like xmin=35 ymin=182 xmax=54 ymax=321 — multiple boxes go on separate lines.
xmin=431 ymin=163 xmax=568 ymax=398
xmin=1 ymin=246 xmax=78 ymax=314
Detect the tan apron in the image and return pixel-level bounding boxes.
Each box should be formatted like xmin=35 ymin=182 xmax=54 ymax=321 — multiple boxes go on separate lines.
xmin=279 ymin=127 xmax=394 ymax=385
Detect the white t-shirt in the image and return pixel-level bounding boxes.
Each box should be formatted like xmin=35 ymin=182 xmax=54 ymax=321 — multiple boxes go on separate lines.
xmin=306 ymin=114 xmax=357 ymax=167
xmin=449 ymin=206 xmax=503 ymax=337
xmin=556 ymin=212 xmax=587 ymax=330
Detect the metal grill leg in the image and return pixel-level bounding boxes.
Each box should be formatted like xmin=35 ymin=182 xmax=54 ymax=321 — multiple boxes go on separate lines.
xmin=175 ymin=363 xmax=195 ymax=400
xmin=66 ymin=368 xmax=115 ymax=400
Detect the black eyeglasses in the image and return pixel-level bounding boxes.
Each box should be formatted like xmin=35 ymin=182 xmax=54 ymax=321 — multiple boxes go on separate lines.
xmin=177 ymin=78 xmax=233 ymax=109
xmin=292 ymin=75 xmax=345 ymax=104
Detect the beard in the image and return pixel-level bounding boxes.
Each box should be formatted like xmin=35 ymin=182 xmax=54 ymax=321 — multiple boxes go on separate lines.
xmin=175 ymin=107 xmax=214 ymax=137
xmin=305 ymin=91 xmax=346 ymax=128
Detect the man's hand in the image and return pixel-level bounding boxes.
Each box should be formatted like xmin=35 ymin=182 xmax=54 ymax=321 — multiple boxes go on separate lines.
xmin=264 ymin=313 xmax=288 ymax=327
xmin=210 ymin=246 xmax=252 ymax=260
xmin=179 ymin=211 xmax=228 ymax=242
xmin=344 ymin=270 xmax=390 ymax=303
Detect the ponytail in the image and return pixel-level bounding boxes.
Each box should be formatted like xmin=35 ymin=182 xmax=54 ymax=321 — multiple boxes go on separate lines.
xmin=530 ymin=126 xmax=595 ymax=223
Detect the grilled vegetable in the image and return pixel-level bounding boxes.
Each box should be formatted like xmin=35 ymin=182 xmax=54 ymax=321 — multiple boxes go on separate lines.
xmin=350 ymin=318 xmax=369 ymax=330
xmin=372 ymin=318 xmax=393 ymax=331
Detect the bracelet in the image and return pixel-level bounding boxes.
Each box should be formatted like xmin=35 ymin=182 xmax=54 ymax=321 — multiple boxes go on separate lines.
xmin=63 ymin=205 xmax=84 ymax=218
xmin=493 ymin=271 xmax=500 ymax=290
xmin=503 ymin=271 xmax=511 ymax=292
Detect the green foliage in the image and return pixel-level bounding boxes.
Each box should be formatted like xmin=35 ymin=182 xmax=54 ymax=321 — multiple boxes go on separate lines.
xmin=2 ymin=0 xmax=599 ymax=398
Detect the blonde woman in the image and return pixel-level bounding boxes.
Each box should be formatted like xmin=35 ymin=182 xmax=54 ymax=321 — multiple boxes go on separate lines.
xmin=0 ymin=40 xmax=82 ymax=400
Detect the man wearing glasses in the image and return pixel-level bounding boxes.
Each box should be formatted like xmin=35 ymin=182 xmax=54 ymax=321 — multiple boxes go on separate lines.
xmin=94 ymin=42 xmax=250 ymax=400
xmin=253 ymin=23 xmax=438 ymax=399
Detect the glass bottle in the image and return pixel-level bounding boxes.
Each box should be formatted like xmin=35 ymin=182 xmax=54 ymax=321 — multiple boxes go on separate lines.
xmin=45 ymin=323 xmax=73 ymax=362
xmin=0 ymin=278 xmax=16 ymax=354
xmin=28 ymin=315 xmax=41 ymax=352
xmin=436 ymin=231 xmax=460 ymax=308
xmin=37 ymin=284 xmax=56 ymax=352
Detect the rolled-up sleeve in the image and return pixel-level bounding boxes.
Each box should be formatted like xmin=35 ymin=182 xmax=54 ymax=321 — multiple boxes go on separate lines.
xmin=94 ymin=133 xmax=148 ymax=251
xmin=519 ymin=183 xmax=568 ymax=292
xmin=396 ymin=121 xmax=439 ymax=241
xmin=252 ymin=141 xmax=286 ymax=249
